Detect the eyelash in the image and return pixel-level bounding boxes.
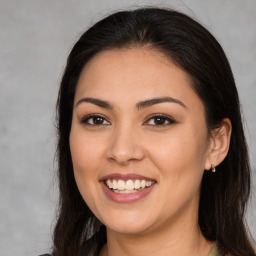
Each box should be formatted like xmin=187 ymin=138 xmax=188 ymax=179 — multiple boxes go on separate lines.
xmin=144 ymin=114 xmax=176 ymax=126
xmin=81 ymin=114 xmax=110 ymax=125
xmin=80 ymin=113 xmax=176 ymax=127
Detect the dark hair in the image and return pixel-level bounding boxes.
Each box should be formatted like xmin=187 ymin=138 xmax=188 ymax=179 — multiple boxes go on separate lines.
xmin=54 ymin=7 xmax=255 ymax=256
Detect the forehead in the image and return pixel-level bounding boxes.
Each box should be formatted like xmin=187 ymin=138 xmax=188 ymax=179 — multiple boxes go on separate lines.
xmin=75 ymin=47 xmax=202 ymax=109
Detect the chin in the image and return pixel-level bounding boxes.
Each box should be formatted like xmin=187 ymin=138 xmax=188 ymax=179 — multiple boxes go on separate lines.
xmin=99 ymin=210 xmax=156 ymax=235
xmin=107 ymin=222 xmax=151 ymax=235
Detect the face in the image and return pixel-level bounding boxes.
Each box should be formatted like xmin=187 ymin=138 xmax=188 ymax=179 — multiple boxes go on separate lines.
xmin=69 ymin=47 xmax=212 ymax=235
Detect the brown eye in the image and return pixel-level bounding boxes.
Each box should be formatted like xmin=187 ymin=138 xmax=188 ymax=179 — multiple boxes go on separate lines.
xmin=153 ymin=117 xmax=167 ymax=125
xmin=145 ymin=114 xmax=176 ymax=126
xmin=92 ymin=116 xmax=104 ymax=124
xmin=81 ymin=114 xmax=110 ymax=125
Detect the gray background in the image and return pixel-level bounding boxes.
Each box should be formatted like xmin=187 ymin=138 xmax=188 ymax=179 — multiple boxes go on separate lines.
xmin=0 ymin=0 xmax=255 ymax=255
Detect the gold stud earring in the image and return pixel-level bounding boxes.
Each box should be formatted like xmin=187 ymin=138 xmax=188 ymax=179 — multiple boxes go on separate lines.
xmin=211 ymin=164 xmax=216 ymax=173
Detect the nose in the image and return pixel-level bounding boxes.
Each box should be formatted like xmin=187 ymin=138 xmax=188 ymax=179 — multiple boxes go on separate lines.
xmin=106 ymin=125 xmax=145 ymax=165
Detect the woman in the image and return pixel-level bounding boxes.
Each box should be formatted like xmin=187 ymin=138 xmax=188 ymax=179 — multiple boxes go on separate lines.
xmin=50 ymin=7 xmax=255 ymax=256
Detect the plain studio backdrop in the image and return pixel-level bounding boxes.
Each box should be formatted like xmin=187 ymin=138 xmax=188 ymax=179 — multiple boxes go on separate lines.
xmin=0 ymin=0 xmax=255 ymax=255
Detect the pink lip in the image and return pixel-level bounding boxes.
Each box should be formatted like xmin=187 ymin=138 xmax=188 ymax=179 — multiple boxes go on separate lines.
xmin=100 ymin=173 xmax=156 ymax=182
xmin=100 ymin=180 xmax=156 ymax=203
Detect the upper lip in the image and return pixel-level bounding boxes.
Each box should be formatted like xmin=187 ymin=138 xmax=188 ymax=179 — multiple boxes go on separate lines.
xmin=100 ymin=173 xmax=156 ymax=182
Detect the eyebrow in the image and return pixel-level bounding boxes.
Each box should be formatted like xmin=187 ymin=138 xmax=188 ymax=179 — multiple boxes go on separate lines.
xmin=136 ymin=97 xmax=187 ymax=110
xmin=76 ymin=97 xmax=113 ymax=109
xmin=75 ymin=96 xmax=187 ymax=110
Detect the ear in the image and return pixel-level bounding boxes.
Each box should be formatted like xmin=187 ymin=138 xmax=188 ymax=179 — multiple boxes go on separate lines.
xmin=205 ymin=118 xmax=232 ymax=171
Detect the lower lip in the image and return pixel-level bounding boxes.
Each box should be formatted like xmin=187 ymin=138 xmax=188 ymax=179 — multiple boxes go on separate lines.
xmin=100 ymin=181 xmax=156 ymax=203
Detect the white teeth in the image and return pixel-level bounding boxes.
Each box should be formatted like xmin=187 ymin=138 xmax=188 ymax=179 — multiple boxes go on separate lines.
xmin=105 ymin=179 xmax=154 ymax=191
xmin=146 ymin=181 xmax=152 ymax=187
xmin=126 ymin=180 xmax=134 ymax=190
xmin=117 ymin=180 xmax=125 ymax=190
xmin=113 ymin=179 xmax=118 ymax=189
xmin=106 ymin=180 xmax=113 ymax=189
xmin=113 ymin=189 xmax=137 ymax=194
xmin=134 ymin=180 xmax=140 ymax=189
xmin=141 ymin=180 xmax=146 ymax=188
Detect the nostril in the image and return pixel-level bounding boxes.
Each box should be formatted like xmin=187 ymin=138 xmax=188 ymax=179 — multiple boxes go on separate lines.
xmin=106 ymin=143 xmax=145 ymax=164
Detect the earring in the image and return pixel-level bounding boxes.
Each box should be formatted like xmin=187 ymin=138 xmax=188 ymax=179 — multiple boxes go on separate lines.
xmin=211 ymin=164 xmax=216 ymax=173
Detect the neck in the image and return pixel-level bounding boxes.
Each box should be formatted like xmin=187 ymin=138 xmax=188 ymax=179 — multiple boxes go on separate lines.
xmin=100 ymin=207 xmax=213 ymax=256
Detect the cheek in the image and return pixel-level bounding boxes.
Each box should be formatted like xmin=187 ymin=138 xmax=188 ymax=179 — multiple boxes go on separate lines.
xmin=69 ymin=127 xmax=105 ymax=207
xmin=145 ymin=133 xmax=207 ymax=219
xmin=146 ymin=126 xmax=208 ymax=196
xmin=70 ymin=128 xmax=106 ymax=174
xmin=148 ymin=131 xmax=207 ymax=172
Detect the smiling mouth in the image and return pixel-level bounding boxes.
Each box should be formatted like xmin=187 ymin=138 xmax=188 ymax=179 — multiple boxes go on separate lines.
xmin=104 ymin=179 xmax=156 ymax=194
